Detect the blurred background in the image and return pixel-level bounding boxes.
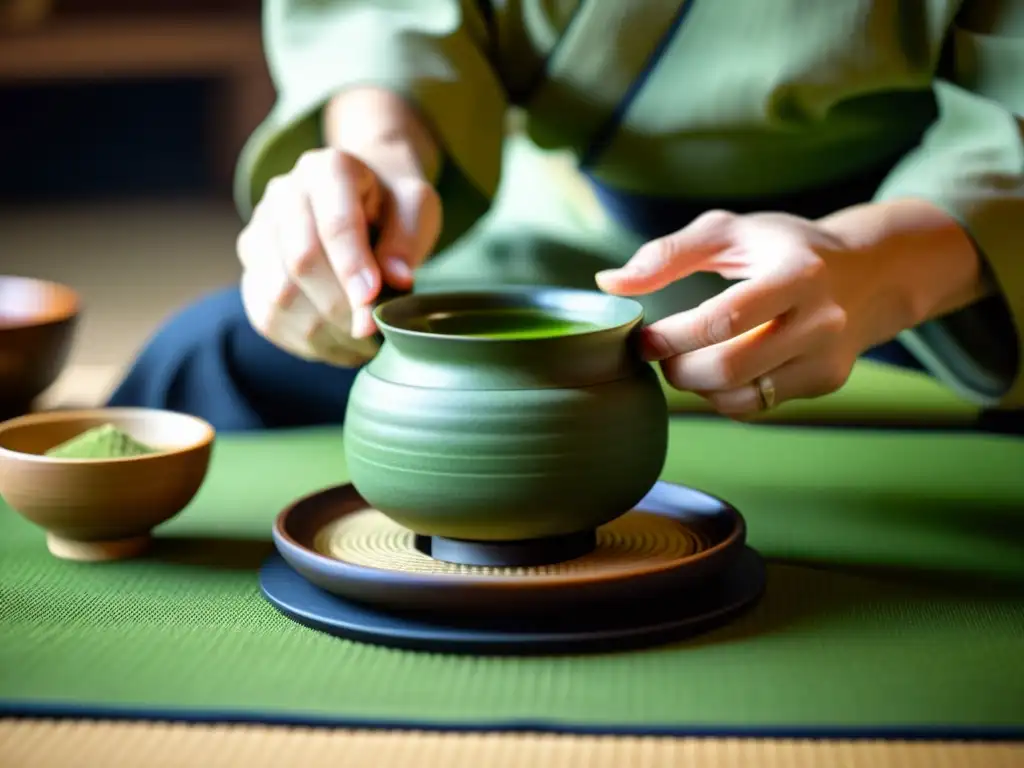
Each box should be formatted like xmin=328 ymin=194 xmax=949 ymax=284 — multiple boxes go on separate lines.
xmin=0 ymin=0 xmax=275 ymax=408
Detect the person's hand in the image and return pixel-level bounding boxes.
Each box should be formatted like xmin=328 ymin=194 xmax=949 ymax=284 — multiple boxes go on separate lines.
xmin=595 ymin=204 xmax=983 ymax=418
xmin=236 ymin=142 xmax=441 ymax=366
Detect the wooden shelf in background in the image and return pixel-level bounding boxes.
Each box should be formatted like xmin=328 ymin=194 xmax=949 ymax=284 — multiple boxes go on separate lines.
xmin=0 ymin=15 xmax=265 ymax=80
xmin=0 ymin=15 xmax=276 ymax=193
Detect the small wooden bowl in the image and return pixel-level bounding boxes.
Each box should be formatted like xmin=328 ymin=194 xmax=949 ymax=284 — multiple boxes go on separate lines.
xmin=0 ymin=408 xmax=215 ymax=561
xmin=0 ymin=275 xmax=81 ymax=418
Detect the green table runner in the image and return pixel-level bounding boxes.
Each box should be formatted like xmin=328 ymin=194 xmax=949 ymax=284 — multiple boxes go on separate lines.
xmin=1 ymin=421 xmax=1022 ymax=737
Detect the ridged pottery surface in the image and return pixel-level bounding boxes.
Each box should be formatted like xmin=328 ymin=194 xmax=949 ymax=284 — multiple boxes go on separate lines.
xmin=343 ymin=288 xmax=669 ymax=542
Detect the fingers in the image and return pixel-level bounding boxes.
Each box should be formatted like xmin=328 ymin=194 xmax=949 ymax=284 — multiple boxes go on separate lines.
xmin=237 ymin=145 xmax=442 ymax=363
xmin=640 ymin=272 xmax=809 ymax=360
xmin=236 ymin=179 xmax=377 ymax=366
xmin=295 ymin=150 xmax=381 ymax=338
xmin=240 ymin=264 xmax=317 ymax=361
xmin=702 ymin=352 xmax=855 ymax=418
xmin=240 ymin=274 xmax=378 ymax=367
xmin=593 ymin=207 xmax=857 ymax=416
xmin=239 ymin=246 xmax=377 ymax=367
xmin=257 ymin=175 xmax=354 ymax=339
xmin=660 ymin=303 xmax=848 ymax=392
xmin=239 ymin=188 xmax=349 ymax=358
xmin=595 ymin=210 xmax=736 ymax=295
xmin=374 ymin=176 xmax=442 ymax=288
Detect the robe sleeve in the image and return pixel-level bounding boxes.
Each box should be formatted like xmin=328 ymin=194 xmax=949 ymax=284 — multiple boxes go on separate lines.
xmin=874 ymin=0 xmax=1024 ymax=407
xmin=233 ymin=0 xmax=507 ymax=251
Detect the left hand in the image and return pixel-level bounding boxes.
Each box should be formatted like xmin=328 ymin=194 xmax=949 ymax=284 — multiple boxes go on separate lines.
xmin=595 ymin=209 xmax=921 ymax=418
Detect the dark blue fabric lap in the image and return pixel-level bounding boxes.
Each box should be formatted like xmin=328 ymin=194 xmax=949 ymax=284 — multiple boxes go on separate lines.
xmin=108 ymin=287 xmax=359 ymax=431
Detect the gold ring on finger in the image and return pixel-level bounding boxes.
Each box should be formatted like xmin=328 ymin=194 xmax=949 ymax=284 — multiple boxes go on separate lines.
xmin=755 ymin=374 xmax=776 ymax=411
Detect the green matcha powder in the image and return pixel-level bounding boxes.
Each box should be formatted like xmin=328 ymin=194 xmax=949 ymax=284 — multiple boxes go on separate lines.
xmin=45 ymin=423 xmax=159 ymax=459
xmin=420 ymin=308 xmax=601 ymax=339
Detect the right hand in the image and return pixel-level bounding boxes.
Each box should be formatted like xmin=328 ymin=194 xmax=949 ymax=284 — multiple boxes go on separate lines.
xmin=237 ymin=145 xmax=442 ymax=366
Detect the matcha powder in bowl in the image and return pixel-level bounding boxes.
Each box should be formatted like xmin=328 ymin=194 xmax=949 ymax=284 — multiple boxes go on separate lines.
xmin=44 ymin=423 xmax=159 ymax=459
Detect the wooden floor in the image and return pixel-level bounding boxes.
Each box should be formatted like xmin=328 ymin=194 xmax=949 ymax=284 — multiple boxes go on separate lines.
xmin=3 ymin=721 xmax=1023 ymax=768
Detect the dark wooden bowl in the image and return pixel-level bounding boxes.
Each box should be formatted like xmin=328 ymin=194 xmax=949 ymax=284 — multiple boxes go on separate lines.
xmin=0 ymin=275 xmax=81 ymax=418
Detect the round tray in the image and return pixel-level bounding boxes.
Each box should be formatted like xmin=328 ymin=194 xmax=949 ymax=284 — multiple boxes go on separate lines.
xmin=272 ymin=481 xmax=747 ymax=617
xmin=260 ymin=546 xmax=765 ymax=655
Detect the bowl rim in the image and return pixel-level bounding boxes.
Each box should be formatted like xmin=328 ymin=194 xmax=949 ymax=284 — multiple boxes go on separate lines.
xmin=0 ymin=407 xmax=216 ymax=464
xmin=0 ymin=274 xmax=81 ymax=330
xmin=373 ymin=286 xmax=645 ymax=342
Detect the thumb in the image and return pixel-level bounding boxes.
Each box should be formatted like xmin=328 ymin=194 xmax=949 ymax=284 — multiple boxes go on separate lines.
xmin=374 ymin=176 xmax=443 ymax=289
xmin=595 ymin=210 xmax=734 ymax=296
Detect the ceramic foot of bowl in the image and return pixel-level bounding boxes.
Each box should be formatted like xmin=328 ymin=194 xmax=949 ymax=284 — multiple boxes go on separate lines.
xmin=414 ymin=529 xmax=598 ymax=567
xmin=46 ymin=532 xmax=151 ymax=562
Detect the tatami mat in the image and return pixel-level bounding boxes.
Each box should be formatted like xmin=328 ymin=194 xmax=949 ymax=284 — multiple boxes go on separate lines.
xmin=2 ymin=722 xmax=1022 ymax=768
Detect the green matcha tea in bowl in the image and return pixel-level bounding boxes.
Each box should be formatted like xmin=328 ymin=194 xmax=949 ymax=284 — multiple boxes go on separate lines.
xmin=0 ymin=407 xmax=215 ymax=561
xmin=343 ymin=287 xmax=669 ymax=567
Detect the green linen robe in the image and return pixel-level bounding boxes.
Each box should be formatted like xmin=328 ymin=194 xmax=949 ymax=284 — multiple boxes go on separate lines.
xmin=234 ymin=0 xmax=1024 ymax=409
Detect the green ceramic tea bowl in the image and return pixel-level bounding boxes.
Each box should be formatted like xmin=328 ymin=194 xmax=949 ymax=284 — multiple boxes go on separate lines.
xmin=343 ymin=287 xmax=669 ymax=552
